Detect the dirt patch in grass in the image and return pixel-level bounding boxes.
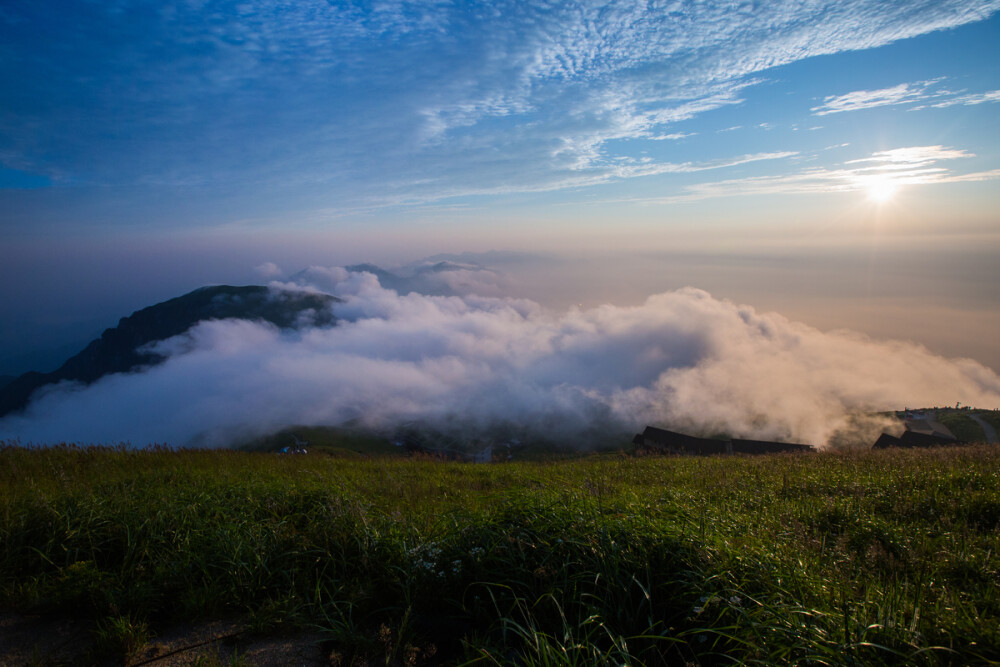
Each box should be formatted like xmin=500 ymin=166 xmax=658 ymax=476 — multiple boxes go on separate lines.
xmin=0 ymin=611 xmax=93 ymax=665
xmin=0 ymin=613 xmax=329 ymax=666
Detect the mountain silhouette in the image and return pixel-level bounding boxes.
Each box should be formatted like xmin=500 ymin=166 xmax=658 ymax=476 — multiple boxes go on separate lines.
xmin=0 ymin=285 xmax=340 ymax=418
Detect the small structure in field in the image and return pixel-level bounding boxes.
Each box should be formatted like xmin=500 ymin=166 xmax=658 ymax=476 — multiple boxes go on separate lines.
xmin=276 ymin=433 xmax=309 ymax=454
xmin=634 ymin=426 xmax=728 ymax=455
xmin=872 ymin=433 xmax=902 ymax=449
xmin=872 ymin=430 xmax=962 ymax=449
xmin=634 ymin=426 xmax=814 ymax=456
xmin=872 ymin=416 xmax=962 ymax=449
xmin=906 ymin=419 xmax=957 ymax=441
xmin=730 ymin=438 xmax=814 ymax=454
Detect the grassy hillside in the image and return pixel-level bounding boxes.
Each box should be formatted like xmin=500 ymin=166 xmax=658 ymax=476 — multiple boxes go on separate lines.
xmin=1 ymin=444 xmax=998 ymax=665
xmin=933 ymin=408 xmax=999 ymax=443
xmin=936 ymin=412 xmax=984 ymax=442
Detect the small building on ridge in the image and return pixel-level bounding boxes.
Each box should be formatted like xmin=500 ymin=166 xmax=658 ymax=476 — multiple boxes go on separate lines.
xmin=634 ymin=426 xmax=814 ymax=456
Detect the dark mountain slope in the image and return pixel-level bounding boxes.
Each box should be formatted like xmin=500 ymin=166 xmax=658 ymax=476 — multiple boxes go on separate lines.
xmin=0 ymin=285 xmax=340 ymax=418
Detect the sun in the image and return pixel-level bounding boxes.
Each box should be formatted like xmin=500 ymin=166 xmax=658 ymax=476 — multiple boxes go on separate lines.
xmin=866 ymin=179 xmax=898 ymax=204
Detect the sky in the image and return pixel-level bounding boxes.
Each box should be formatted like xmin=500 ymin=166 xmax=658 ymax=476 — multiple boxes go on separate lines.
xmin=1 ymin=1 xmax=999 ymax=445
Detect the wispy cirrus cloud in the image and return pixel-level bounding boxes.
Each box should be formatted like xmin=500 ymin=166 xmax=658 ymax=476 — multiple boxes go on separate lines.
xmin=2 ymin=0 xmax=998 ymax=212
xmin=608 ymin=152 xmax=799 ymax=180
xmin=922 ymin=89 xmax=1000 ymax=108
xmin=639 ymin=145 xmax=999 ymax=202
xmin=813 ymin=80 xmax=1000 ymax=115
xmin=845 ymin=146 xmax=973 ymax=166
xmin=326 ymin=151 xmax=801 ymax=216
xmin=811 ymin=80 xmax=943 ymax=115
xmin=649 ymin=132 xmax=697 ymax=141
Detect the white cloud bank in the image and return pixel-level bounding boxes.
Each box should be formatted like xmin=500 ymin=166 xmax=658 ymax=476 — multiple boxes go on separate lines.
xmin=2 ymin=269 xmax=998 ymax=450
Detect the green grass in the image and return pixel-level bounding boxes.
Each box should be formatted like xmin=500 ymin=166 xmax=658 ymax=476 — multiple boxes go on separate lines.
xmin=977 ymin=411 xmax=1000 ymax=433
xmin=93 ymin=612 xmax=151 ymax=661
xmin=1 ymin=443 xmax=998 ymax=665
xmin=936 ymin=411 xmax=986 ymax=443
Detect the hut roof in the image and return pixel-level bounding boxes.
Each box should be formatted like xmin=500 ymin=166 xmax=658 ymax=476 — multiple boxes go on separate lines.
xmin=906 ymin=419 xmax=956 ymax=440
xmin=730 ymin=438 xmax=815 ymax=454
xmin=639 ymin=426 xmax=728 ymax=454
xmin=872 ymin=433 xmax=901 ymax=449
xmin=898 ymin=430 xmax=963 ymax=448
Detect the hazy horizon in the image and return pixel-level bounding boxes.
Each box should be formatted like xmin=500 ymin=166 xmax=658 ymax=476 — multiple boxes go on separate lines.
xmin=3 ymin=243 xmax=998 ymax=376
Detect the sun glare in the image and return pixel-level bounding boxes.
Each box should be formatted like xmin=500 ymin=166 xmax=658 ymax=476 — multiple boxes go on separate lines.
xmin=866 ymin=180 xmax=898 ymax=204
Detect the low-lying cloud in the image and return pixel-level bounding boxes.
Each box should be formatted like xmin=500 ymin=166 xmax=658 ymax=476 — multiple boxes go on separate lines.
xmin=3 ymin=268 xmax=998 ymax=449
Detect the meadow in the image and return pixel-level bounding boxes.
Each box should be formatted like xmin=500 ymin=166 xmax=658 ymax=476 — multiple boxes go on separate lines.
xmin=1 ymin=443 xmax=998 ymax=665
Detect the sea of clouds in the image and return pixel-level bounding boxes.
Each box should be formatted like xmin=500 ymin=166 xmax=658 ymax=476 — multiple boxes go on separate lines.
xmin=2 ymin=265 xmax=999 ymax=449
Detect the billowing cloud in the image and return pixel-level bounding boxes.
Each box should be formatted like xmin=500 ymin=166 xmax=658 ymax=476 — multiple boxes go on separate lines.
xmin=254 ymin=262 xmax=283 ymax=279
xmin=2 ymin=269 xmax=997 ymax=450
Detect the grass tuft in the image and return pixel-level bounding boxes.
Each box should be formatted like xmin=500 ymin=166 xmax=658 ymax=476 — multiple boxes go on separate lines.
xmin=92 ymin=612 xmax=152 ymax=661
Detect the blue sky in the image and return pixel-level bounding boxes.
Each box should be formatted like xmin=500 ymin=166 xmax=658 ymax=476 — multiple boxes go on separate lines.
xmin=1 ymin=0 xmax=999 ymax=374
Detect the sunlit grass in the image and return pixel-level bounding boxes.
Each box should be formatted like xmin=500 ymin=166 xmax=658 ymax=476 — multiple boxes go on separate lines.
xmin=1 ymin=443 xmax=997 ymax=664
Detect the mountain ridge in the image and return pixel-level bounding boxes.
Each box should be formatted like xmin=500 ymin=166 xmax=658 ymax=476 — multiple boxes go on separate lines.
xmin=0 ymin=285 xmax=340 ymax=419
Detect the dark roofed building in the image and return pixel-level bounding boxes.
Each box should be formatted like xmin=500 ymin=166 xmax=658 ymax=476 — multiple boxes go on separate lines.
xmin=634 ymin=426 xmax=817 ymax=456
xmin=730 ymin=438 xmax=815 ymax=454
xmin=872 ymin=433 xmax=902 ymax=449
xmin=872 ymin=413 xmax=966 ymax=449
xmin=898 ymin=430 xmax=963 ymax=448
xmin=872 ymin=429 xmax=963 ymax=449
xmin=906 ymin=419 xmax=957 ymax=441
xmin=637 ymin=426 xmax=729 ymax=455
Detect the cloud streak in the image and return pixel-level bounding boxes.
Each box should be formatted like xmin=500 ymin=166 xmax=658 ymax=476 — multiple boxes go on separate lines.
xmin=636 ymin=145 xmax=999 ymax=202
xmin=811 ymin=80 xmax=943 ymax=115
xmin=2 ymin=270 xmax=997 ymax=450
xmin=923 ymin=89 xmax=1000 ymax=109
xmin=813 ymin=79 xmax=1000 ymax=115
